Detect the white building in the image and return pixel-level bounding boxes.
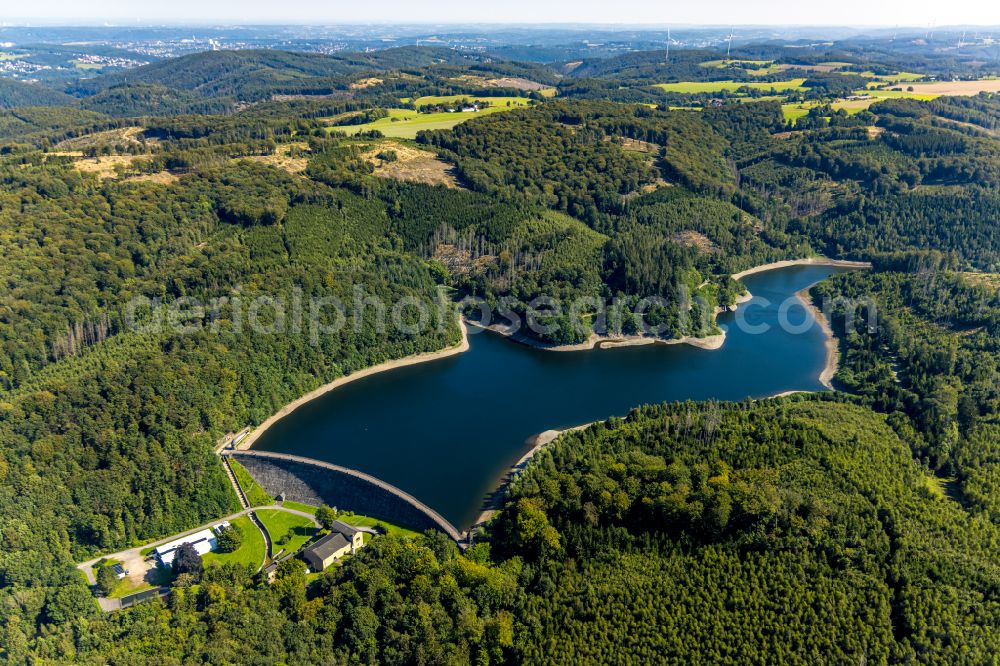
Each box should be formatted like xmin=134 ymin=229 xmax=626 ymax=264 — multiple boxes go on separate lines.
xmin=154 ymin=529 xmax=218 ymax=567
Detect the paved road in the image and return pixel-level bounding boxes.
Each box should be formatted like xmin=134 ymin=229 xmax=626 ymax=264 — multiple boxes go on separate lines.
xmin=77 ymin=504 xmax=320 ymax=585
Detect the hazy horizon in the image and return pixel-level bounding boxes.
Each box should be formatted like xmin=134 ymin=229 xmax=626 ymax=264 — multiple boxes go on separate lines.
xmin=7 ymin=0 xmax=1000 ymax=29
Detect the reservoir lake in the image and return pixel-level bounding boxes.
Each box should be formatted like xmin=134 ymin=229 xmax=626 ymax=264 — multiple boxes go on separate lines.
xmin=253 ymin=264 xmax=851 ymax=528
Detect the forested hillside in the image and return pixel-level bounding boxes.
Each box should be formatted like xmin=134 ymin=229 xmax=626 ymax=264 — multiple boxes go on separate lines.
xmin=499 ymin=399 xmax=1000 ymax=662
xmin=11 ymin=399 xmax=998 ymax=663
xmin=0 ymin=79 xmax=73 ymax=109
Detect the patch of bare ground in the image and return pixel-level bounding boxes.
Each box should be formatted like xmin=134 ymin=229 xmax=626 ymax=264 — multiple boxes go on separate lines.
xmin=448 ymin=74 xmax=489 ymax=86
xmin=671 ymin=230 xmax=719 ymax=254
xmin=433 ymin=244 xmax=475 ymax=275
xmin=69 ymin=155 xmax=145 ymax=179
xmin=129 ymin=171 xmax=179 ymax=185
xmin=485 ymin=77 xmax=549 ymax=91
xmin=240 ymin=142 xmax=310 ymax=174
xmin=319 ymin=110 xmax=363 ymax=125
xmin=363 ymin=142 xmax=462 ymax=188
xmin=960 ymin=272 xmax=1000 ymax=292
xmin=350 ymin=77 xmax=384 ymax=90
xmin=48 ymin=151 xmax=180 ymax=183
xmin=271 ymin=93 xmax=344 ymax=101
xmin=54 ymin=126 xmax=150 ymax=151
xmin=867 ymin=126 xmax=885 ymax=139
xmin=619 ymin=137 xmax=660 ymax=154
xmin=643 ymin=178 xmax=671 ymax=193
xmin=935 ymin=116 xmax=997 ymax=136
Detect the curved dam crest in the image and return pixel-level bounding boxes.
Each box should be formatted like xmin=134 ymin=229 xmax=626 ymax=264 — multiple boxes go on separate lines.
xmin=250 ymin=264 xmax=855 ymax=530
xmin=225 ymin=451 xmax=465 ymax=541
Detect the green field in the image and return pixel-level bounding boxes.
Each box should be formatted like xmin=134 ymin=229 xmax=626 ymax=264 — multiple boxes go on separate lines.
xmin=781 ymin=104 xmax=813 ymax=122
xmin=329 ymin=105 xmax=520 ymax=139
xmin=654 ymin=78 xmax=808 ymax=94
xmin=334 ymin=511 xmax=424 ymax=539
xmin=257 ymin=509 xmax=317 ymax=556
xmin=229 ymin=459 xmax=273 ymax=507
xmin=861 ymin=88 xmax=939 ymax=100
xmin=697 ymin=59 xmax=789 ymax=77
xmin=410 ymin=95 xmax=532 ymax=108
xmin=0 ymin=52 xmax=25 ymax=61
xmin=280 ymin=501 xmax=424 ymax=539
xmin=858 ymin=71 xmax=925 ymax=83
xmin=280 ymin=500 xmax=319 ymax=514
xmin=781 ymin=99 xmax=877 ymax=123
xmin=202 ymin=516 xmax=266 ymax=570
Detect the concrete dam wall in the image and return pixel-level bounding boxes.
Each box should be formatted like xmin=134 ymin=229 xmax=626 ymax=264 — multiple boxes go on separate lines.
xmin=225 ymin=451 xmax=464 ymax=542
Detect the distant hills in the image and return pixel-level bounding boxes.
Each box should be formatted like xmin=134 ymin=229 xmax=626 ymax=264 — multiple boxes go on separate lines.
xmin=0 ymin=37 xmax=997 ymax=117
xmin=69 ymin=47 xmax=497 ymax=99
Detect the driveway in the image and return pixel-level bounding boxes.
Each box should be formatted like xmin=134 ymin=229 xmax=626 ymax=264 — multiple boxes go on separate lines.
xmin=78 ymin=504 xmax=320 ymax=585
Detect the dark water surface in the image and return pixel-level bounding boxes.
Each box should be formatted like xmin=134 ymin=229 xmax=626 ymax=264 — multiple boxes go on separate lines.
xmin=253 ymin=265 xmax=850 ymax=528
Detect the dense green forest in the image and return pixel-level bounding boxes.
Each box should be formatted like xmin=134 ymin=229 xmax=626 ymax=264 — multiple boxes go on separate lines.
xmin=9 ymin=399 xmax=998 ymax=663
xmin=1 ymin=38 xmax=1000 ymax=664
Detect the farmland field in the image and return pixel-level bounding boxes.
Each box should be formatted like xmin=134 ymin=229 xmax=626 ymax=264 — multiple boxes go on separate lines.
xmin=781 ymin=104 xmax=813 ymax=122
xmin=863 ymin=88 xmax=940 ymax=100
xmin=903 ymin=79 xmax=1000 ymax=96
xmin=329 ymin=106 xmax=520 ymax=139
xmin=859 ymin=71 xmax=925 ymax=83
xmin=410 ymin=95 xmax=532 ymax=107
xmin=781 ymin=99 xmax=871 ymax=123
xmin=654 ymin=78 xmax=808 ymax=93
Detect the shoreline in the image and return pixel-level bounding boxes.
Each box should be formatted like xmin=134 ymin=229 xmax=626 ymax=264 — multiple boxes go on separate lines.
xmin=465 ymin=291 xmax=754 ymax=353
xmin=234 ymin=319 xmax=470 ymax=451
xmin=471 ymin=421 xmax=596 ymax=529
xmin=796 ymin=286 xmax=838 ymax=390
xmin=731 ymin=257 xmax=872 ymax=282
xmin=235 ymin=257 xmax=862 ymax=528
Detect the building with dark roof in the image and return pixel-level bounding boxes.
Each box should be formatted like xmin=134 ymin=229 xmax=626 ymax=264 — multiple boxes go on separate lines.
xmin=302 ymin=521 xmax=364 ymax=572
xmin=328 ymin=520 xmax=360 ymax=540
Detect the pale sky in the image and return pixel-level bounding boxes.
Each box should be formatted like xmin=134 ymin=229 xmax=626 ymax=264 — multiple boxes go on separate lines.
xmin=9 ymin=0 xmax=1000 ymax=27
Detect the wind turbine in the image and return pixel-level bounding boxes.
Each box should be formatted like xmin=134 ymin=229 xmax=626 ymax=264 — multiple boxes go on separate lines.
xmin=665 ymin=27 xmax=671 ymax=63
xmin=726 ymin=27 xmax=734 ymax=61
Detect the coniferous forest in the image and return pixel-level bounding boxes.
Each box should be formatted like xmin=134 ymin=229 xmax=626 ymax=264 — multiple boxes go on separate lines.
xmin=1 ymin=28 xmax=1000 ymax=664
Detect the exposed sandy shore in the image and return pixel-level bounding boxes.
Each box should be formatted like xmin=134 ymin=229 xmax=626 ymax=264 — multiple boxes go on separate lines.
xmin=766 ymin=390 xmax=810 ymax=399
xmin=732 ymin=257 xmax=870 ymax=389
xmin=472 ymin=421 xmax=596 ymax=529
xmin=235 ymin=320 xmax=469 ymax=451
xmin=797 ymin=286 xmax=838 ymax=389
xmin=466 ymin=291 xmax=754 ymax=353
xmin=731 ymin=257 xmax=872 ymax=281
